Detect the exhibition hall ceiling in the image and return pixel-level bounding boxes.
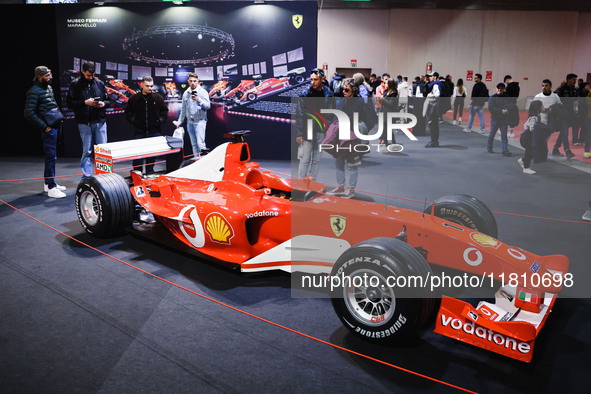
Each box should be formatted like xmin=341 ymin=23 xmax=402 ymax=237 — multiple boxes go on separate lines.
xmin=12 ymin=0 xmax=591 ymax=12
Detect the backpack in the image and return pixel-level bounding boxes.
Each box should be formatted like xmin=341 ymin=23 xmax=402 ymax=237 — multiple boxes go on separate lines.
xmin=331 ymin=78 xmax=344 ymax=97
xmin=440 ymin=81 xmax=452 ymax=97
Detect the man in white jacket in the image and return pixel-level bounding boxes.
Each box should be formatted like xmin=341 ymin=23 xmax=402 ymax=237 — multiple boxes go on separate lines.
xmin=174 ymin=73 xmax=211 ymax=157
xmin=397 ymin=76 xmax=411 ymax=112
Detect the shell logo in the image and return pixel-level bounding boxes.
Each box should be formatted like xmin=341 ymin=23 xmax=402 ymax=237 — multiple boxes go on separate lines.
xmin=204 ymin=213 xmax=234 ymax=244
xmin=470 ymin=232 xmax=500 ymax=248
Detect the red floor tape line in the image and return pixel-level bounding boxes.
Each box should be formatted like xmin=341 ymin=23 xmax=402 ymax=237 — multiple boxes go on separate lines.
xmin=0 ymin=197 xmax=478 ymax=394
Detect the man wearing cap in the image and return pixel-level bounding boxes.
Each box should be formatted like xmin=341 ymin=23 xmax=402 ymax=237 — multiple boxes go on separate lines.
xmin=67 ymin=61 xmax=111 ymax=179
xmin=486 ymin=83 xmax=512 ymax=156
xmin=425 ymin=71 xmax=443 ymax=147
xmin=24 ymin=66 xmax=66 ymax=198
xmin=295 ymin=67 xmax=334 ymax=180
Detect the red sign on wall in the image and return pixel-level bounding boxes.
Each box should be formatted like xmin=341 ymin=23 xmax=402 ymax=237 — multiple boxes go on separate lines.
xmin=351 ymin=59 xmax=357 ymax=68
xmin=466 ymin=70 xmax=473 ymax=81
xmin=485 ymin=71 xmax=493 ymax=82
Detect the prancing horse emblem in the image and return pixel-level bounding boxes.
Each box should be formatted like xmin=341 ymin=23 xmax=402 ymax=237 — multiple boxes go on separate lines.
xmin=292 ymin=14 xmax=303 ymax=29
xmin=330 ymin=215 xmax=346 ymax=237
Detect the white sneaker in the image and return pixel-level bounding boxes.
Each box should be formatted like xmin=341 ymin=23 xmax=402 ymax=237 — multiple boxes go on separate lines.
xmin=343 ymin=188 xmax=356 ymax=199
xmin=522 ymin=168 xmax=536 ymax=175
xmin=583 ymin=209 xmax=591 ymax=222
xmin=458 ymin=118 xmax=462 ymax=125
xmin=47 ymin=187 xmax=66 ymax=198
xmin=453 ymin=120 xmax=457 ymax=125
xmin=463 ymin=128 xmax=471 ymax=133
xmin=44 ymin=184 xmax=66 ymax=193
xmin=327 ymin=187 xmax=346 ymax=196
xmin=508 ymin=131 xmax=515 ymax=138
xmin=517 ymin=158 xmax=525 ymax=170
xmin=478 ymin=129 xmax=487 ymax=134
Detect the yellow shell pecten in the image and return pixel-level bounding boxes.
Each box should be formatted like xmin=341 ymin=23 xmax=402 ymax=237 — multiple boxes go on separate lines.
xmin=205 ymin=213 xmax=233 ymax=244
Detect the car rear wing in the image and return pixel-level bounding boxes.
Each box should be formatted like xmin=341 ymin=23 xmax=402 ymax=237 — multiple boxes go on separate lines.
xmin=94 ymin=128 xmax=185 ymax=174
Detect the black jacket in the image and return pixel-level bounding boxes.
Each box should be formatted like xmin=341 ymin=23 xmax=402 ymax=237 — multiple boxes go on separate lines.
xmin=125 ymin=92 xmax=168 ymax=134
xmin=471 ymin=82 xmax=489 ymax=106
xmin=67 ymin=76 xmax=111 ymax=124
xmin=24 ymin=81 xmax=60 ymax=131
xmin=506 ymin=81 xmax=520 ymax=104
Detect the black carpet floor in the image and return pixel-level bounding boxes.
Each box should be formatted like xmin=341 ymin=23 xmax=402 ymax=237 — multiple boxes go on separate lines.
xmin=1 ymin=122 xmax=590 ymax=393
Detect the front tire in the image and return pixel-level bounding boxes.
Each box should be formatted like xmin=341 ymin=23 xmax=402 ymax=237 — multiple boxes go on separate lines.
xmin=75 ymin=173 xmax=134 ymax=237
xmin=330 ymin=238 xmax=435 ymax=344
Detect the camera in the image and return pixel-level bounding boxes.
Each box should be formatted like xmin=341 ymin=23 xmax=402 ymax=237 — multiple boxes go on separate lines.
xmin=191 ymin=90 xmax=198 ymax=96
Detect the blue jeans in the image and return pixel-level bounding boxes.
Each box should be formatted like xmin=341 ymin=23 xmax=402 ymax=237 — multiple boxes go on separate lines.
xmin=487 ymin=121 xmax=508 ymax=152
xmin=335 ymin=156 xmax=358 ymax=189
xmin=42 ymin=128 xmax=58 ymax=188
xmin=297 ymin=131 xmax=323 ymax=180
xmin=186 ymin=121 xmax=207 ymax=156
xmin=467 ymin=104 xmax=485 ymax=130
xmin=78 ymin=121 xmax=107 ymax=178
xmin=133 ymin=132 xmax=161 ymax=174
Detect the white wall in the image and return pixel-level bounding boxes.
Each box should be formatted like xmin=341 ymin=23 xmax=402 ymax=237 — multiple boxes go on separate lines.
xmin=573 ymin=12 xmax=591 ymax=81
xmin=317 ymin=9 xmax=388 ymax=79
xmin=318 ymin=8 xmax=591 ymax=102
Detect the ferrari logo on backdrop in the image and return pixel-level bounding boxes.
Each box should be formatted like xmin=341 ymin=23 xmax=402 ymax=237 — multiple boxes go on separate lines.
xmin=205 ymin=212 xmax=234 ymax=244
xmin=330 ymin=215 xmax=346 ymax=237
xmin=292 ymin=14 xmax=303 ymax=29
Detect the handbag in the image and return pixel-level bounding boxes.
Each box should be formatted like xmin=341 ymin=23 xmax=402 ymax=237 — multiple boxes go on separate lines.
xmin=42 ymin=107 xmax=65 ymax=127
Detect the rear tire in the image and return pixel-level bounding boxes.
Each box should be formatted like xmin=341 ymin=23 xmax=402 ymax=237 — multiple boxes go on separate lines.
xmin=425 ymin=194 xmax=498 ymax=237
xmin=75 ymin=173 xmax=134 ymax=237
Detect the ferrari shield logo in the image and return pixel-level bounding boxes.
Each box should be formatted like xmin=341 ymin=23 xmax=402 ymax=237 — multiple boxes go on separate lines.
xmin=330 ymin=215 xmax=346 ymax=237
xmin=292 ymin=14 xmax=303 ymax=29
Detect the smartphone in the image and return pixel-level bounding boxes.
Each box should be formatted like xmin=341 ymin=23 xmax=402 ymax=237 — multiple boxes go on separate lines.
xmin=93 ymin=97 xmax=100 ymax=101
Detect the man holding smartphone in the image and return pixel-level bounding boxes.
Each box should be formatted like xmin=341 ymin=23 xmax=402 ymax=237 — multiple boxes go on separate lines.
xmin=67 ymin=61 xmax=110 ymax=178
xmin=173 ymin=73 xmax=210 ymax=158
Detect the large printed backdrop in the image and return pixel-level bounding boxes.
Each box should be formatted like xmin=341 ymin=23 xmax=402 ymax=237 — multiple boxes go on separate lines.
xmin=55 ymin=2 xmax=317 ymax=159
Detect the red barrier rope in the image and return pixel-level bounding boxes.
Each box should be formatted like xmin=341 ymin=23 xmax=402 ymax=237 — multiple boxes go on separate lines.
xmin=0 ymin=197 xmax=478 ymax=394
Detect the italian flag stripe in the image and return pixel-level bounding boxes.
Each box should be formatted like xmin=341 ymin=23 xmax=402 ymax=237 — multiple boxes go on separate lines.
xmin=519 ymin=291 xmax=532 ymax=302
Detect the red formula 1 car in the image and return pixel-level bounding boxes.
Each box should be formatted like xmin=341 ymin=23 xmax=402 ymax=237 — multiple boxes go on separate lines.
xmin=209 ymin=77 xmax=231 ymax=99
xmin=239 ymin=77 xmax=290 ymax=102
xmin=75 ymin=131 xmax=569 ymax=363
xmin=223 ymin=80 xmax=258 ymax=102
xmin=164 ymin=82 xmax=179 ymax=99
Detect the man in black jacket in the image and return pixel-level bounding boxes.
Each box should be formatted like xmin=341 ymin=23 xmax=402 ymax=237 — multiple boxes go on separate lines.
xmin=125 ymin=76 xmax=169 ymax=173
xmin=553 ymin=73 xmax=578 ymax=158
xmin=67 ymin=61 xmax=111 ymax=179
xmin=504 ymin=75 xmax=520 ymax=137
xmin=486 ymin=83 xmax=512 ymax=156
xmin=24 ymin=66 xmax=66 ymax=198
xmin=463 ymin=73 xmax=489 ymax=133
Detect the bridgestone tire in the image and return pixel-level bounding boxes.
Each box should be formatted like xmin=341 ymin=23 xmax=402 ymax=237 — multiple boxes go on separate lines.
xmin=425 ymin=194 xmax=498 ymax=238
xmin=247 ymin=92 xmax=257 ymax=101
xmin=330 ymin=238 xmax=435 ymax=344
xmin=75 ymin=173 xmax=134 ymax=237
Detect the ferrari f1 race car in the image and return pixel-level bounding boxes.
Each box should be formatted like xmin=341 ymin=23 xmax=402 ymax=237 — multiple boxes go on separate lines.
xmin=75 ymin=131 xmax=569 ymax=363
